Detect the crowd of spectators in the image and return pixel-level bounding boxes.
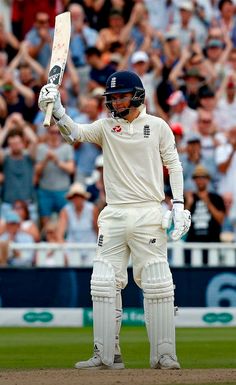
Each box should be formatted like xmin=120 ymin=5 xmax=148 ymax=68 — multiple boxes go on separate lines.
xmin=0 ymin=0 xmax=236 ymax=266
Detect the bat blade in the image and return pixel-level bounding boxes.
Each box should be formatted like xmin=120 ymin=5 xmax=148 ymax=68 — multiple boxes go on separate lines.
xmin=43 ymin=11 xmax=71 ymax=127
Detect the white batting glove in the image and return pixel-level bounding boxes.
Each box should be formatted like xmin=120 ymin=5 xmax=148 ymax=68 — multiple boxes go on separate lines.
xmin=38 ymin=84 xmax=65 ymax=120
xmin=161 ymin=201 xmax=191 ymax=241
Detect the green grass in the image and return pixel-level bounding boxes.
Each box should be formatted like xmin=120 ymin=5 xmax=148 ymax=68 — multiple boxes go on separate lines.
xmin=0 ymin=326 xmax=235 ymax=369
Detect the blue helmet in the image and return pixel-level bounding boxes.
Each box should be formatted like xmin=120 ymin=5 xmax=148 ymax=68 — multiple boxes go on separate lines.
xmin=104 ymin=70 xmax=145 ymax=117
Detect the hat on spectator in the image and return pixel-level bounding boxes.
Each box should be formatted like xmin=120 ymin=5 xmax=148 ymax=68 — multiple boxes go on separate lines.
xmin=5 ymin=211 xmax=21 ymax=224
xmin=206 ymin=39 xmax=224 ymax=49
xmin=165 ymin=28 xmax=179 ymax=41
xmin=179 ymin=1 xmax=194 ymax=12
xmin=170 ymin=122 xmax=184 ymax=136
xmin=95 ymin=154 xmax=103 ymax=168
xmin=182 ymin=68 xmax=205 ymax=81
xmin=66 ymin=182 xmax=91 ymax=199
xmin=131 ymin=51 xmax=149 ymax=64
xmin=192 ymin=164 xmax=210 ymax=179
xmin=167 ymin=90 xmax=185 ymax=106
xmin=185 ymin=133 xmax=201 ymax=144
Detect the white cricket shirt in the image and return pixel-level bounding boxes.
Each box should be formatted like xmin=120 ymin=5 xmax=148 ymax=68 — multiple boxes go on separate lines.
xmin=74 ymin=107 xmax=183 ymax=205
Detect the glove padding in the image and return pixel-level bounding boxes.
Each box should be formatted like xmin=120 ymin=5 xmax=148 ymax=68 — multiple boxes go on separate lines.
xmin=162 ymin=205 xmax=191 ymax=241
xmin=38 ymin=84 xmax=65 ymax=120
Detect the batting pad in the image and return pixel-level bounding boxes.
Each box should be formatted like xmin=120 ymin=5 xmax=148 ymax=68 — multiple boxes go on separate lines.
xmin=91 ymin=259 xmax=116 ymax=366
xmin=141 ymin=260 xmax=177 ymax=368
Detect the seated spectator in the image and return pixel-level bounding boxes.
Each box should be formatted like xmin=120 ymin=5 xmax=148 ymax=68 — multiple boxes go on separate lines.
xmin=220 ymin=192 xmax=236 ymax=242
xmin=0 ymin=210 xmax=35 ymax=266
xmin=87 ymin=154 xmax=106 ymax=213
xmin=57 ymin=182 xmax=98 ymax=265
xmin=35 ymin=220 xmax=68 ymax=267
xmin=169 ymin=122 xmax=185 ymax=153
xmin=0 ymin=199 xmax=40 ymax=242
xmin=34 ymin=124 xmax=75 ymax=228
xmin=184 ymin=164 xmax=226 ymax=264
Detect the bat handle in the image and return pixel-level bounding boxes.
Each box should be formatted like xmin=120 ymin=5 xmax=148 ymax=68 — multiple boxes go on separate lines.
xmin=43 ymin=102 xmax=54 ymax=127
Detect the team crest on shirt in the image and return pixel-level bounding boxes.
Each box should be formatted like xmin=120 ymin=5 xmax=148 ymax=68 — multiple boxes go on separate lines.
xmin=111 ymin=125 xmax=122 ymax=133
xmin=143 ymin=125 xmax=150 ymax=138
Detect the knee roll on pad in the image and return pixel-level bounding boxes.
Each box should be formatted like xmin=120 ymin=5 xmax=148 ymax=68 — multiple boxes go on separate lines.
xmin=141 ymin=260 xmax=176 ymax=368
xmin=91 ymin=259 xmax=116 ymax=366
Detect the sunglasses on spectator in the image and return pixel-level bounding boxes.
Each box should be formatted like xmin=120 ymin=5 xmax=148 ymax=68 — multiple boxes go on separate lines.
xmin=199 ymin=119 xmax=212 ymax=124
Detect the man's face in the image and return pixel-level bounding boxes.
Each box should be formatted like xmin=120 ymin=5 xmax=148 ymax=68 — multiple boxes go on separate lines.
xmin=8 ymin=135 xmax=24 ymax=155
xmin=110 ymin=92 xmax=133 ymax=114
xmin=194 ymin=176 xmax=209 ymax=191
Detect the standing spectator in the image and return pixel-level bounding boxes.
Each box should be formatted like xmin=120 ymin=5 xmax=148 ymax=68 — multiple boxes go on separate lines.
xmin=0 ymin=14 xmax=20 ymax=62
xmin=25 ymin=11 xmax=54 ymax=68
xmin=214 ymin=76 xmax=236 ymax=132
xmin=68 ymin=3 xmax=98 ymax=68
xmin=0 ymin=70 xmax=35 ymax=124
xmin=57 ymin=182 xmax=98 ymax=265
xmin=0 ymin=210 xmax=35 ymax=267
xmin=34 ymin=124 xmax=75 ymax=228
xmin=0 ymin=125 xmax=37 ymax=221
xmin=167 ymin=90 xmax=198 ymax=135
xmin=85 ymin=46 xmax=116 ymax=92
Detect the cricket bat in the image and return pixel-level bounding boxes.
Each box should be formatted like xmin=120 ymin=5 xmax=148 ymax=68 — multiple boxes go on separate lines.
xmin=43 ymin=11 xmax=71 ymax=127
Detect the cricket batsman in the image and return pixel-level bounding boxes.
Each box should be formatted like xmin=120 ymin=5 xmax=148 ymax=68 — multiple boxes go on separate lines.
xmin=39 ymin=70 xmax=191 ymax=370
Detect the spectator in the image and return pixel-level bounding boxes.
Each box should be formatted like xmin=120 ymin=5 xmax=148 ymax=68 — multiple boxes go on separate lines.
xmin=130 ymin=50 xmax=163 ymax=114
xmin=25 ymin=11 xmax=54 ymax=68
xmin=0 ymin=70 xmax=35 ymax=123
xmin=35 ymin=220 xmax=68 ymax=267
xmin=12 ymin=200 xmax=40 ymax=241
xmin=73 ymin=96 xmax=102 ymax=182
xmin=57 ymin=182 xmax=98 ymax=265
xmin=169 ymin=122 xmax=184 ymax=153
xmin=87 ymin=154 xmax=106 ymax=213
xmin=96 ymin=8 xmax=126 ymax=53
xmin=34 ymin=124 xmax=75 ymax=227
xmin=195 ymin=108 xmax=225 ymax=159
xmin=174 ymin=1 xmax=208 ymax=48
xmin=167 ymin=90 xmax=198 ymax=135
xmin=0 ymin=14 xmax=20 ymax=62
xmin=180 ymin=132 xmax=219 ymax=193
xmin=0 ymin=125 xmax=38 ymax=221
xmin=0 ymin=210 xmax=35 ymax=267
xmin=215 ymin=126 xmax=236 ymax=211
xmin=85 ymin=46 xmax=116 ymax=92
xmin=215 ymin=76 xmax=236 ymax=132
xmin=185 ymin=164 xmax=226 ymax=263
xmin=220 ymin=192 xmax=236 ymax=242
xmin=69 ymin=3 xmax=98 ymax=68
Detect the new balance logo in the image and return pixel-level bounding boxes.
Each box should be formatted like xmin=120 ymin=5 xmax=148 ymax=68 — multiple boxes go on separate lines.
xmin=144 ymin=125 xmax=150 ymax=138
xmin=98 ymin=234 xmax=104 ymax=247
xmin=149 ymin=238 xmax=156 ymax=244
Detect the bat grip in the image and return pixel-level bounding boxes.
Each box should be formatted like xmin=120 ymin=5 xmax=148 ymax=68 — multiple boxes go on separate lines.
xmin=43 ymin=102 xmax=54 ymax=127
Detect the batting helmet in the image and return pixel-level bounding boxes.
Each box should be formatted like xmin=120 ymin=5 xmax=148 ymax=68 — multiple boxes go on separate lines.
xmin=104 ymin=70 xmax=145 ymax=117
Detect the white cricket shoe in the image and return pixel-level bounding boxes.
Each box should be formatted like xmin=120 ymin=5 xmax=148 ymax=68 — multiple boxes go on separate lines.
xmin=155 ymin=354 xmax=181 ymax=370
xmin=75 ymin=354 xmax=125 ymax=370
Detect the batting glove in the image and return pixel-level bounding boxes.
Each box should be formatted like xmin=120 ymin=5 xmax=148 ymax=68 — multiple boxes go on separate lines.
xmin=162 ymin=201 xmax=191 ymax=241
xmin=38 ymin=84 xmax=65 ymax=120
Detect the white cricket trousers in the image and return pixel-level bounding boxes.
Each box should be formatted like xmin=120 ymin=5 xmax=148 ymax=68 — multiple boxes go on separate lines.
xmin=96 ymin=202 xmax=168 ymax=288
